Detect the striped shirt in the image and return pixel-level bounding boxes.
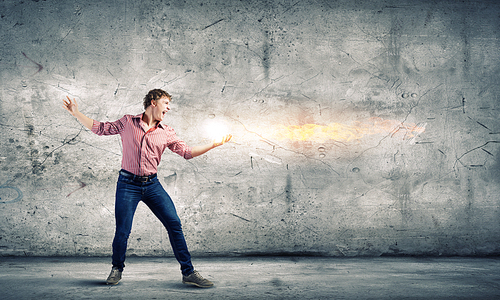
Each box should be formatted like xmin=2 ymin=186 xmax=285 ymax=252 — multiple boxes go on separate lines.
xmin=91 ymin=113 xmax=193 ymax=176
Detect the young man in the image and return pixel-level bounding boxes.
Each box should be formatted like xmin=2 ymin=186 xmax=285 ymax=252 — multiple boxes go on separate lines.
xmin=62 ymin=89 xmax=231 ymax=287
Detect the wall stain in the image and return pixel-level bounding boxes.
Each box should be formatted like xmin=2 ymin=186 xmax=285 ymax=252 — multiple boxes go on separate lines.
xmin=230 ymin=213 xmax=252 ymax=223
xmin=285 ymin=173 xmax=294 ymax=213
xmin=21 ymin=52 xmax=43 ymax=75
xmin=0 ymin=185 xmax=23 ymax=204
xmin=66 ymin=179 xmax=86 ymax=197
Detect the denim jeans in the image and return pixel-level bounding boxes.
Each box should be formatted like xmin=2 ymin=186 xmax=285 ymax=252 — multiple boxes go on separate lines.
xmin=112 ymin=170 xmax=194 ymax=276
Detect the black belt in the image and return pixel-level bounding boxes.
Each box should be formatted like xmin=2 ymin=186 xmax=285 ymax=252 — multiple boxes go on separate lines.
xmin=119 ymin=169 xmax=157 ymax=182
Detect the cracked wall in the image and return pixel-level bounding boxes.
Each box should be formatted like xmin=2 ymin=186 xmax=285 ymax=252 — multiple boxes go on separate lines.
xmin=1 ymin=0 xmax=499 ymax=257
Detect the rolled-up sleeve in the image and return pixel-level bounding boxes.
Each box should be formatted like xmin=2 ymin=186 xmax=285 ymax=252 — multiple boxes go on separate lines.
xmin=164 ymin=127 xmax=193 ymax=160
xmin=91 ymin=116 xmax=127 ymax=136
xmin=168 ymin=139 xmax=193 ymax=160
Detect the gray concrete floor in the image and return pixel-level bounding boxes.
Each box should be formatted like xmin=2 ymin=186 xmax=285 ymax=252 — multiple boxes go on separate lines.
xmin=0 ymin=256 xmax=499 ymax=300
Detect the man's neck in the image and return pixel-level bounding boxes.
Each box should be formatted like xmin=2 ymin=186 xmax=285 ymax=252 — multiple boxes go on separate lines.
xmin=141 ymin=111 xmax=158 ymax=129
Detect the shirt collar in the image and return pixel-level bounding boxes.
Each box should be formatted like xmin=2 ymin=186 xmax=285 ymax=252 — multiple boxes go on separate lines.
xmin=133 ymin=113 xmax=165 ymax=129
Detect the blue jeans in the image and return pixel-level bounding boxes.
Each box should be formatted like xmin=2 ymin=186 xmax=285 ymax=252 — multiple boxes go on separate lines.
xmin=112 ymin=170 xmax=194 ymax=276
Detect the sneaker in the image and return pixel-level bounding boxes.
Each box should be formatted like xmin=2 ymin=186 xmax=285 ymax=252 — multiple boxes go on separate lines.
xmin=182 ymin=270 xmax=214 ymax=288
xmin=106 ymin=267 xmax=122 ymax=285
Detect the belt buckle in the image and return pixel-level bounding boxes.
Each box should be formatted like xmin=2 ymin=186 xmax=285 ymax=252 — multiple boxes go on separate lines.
xmin=138 ymin=176 xmax=148 ymax=182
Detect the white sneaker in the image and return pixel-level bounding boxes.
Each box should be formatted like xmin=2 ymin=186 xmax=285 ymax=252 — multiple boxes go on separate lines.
xmin=106 ymin=267 xmax=122 ymax=285
xmin=182 ymin=270 xmax=214 ymax=288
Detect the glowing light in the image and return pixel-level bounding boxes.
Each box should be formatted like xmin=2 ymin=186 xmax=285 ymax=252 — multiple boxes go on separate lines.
xmin=205 ymin=120 xmax=230 ymax=144
xmin=272 ymin=117 xmax=426 ymax=142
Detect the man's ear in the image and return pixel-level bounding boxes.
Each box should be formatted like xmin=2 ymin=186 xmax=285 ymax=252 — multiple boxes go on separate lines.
xmin=151 ymin=99 xmax=156 ymax=107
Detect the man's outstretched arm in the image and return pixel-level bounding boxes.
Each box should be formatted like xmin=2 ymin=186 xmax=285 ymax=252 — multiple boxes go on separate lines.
xmin=62 ymin=96 xmax=94 ymax=130
xmin=191 ymin=134 xmax=232 ymax=158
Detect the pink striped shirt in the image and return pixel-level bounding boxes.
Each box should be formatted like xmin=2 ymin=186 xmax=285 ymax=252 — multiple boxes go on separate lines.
xmin=91 ymin=113 xmax=193 ymax=176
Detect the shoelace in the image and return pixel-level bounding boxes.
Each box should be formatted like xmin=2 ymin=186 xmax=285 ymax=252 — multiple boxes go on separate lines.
xmin=110 ymin=269 xmax=121 ymax=278
xmin=193 ymin=272 xmax=209 ymax=282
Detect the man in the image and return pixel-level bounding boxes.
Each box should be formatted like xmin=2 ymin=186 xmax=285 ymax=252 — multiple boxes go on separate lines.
xmin=62 ymin=89 xmax=231 ymax=287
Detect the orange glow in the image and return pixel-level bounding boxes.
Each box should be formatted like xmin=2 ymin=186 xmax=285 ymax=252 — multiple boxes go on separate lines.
xmin=272 ymin=117 xmax=426 ymax=142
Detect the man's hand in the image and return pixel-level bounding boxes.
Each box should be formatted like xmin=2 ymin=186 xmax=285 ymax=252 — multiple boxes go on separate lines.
xmin=62 ymin=96 xmax=94 ymax=130
xmin=191 ymin=134 xmax=232 ymax=158
xmin=62 ymin=96 xmax=79 ymax=116
xmin=213 ymin=134 xmax=232 ymax=147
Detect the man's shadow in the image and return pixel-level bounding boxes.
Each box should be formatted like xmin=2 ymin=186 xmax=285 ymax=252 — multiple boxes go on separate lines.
xmin=76 ymin=280 xmax=202 ymax=290
xmin=77 ymin=280 xmax=108 ymax=286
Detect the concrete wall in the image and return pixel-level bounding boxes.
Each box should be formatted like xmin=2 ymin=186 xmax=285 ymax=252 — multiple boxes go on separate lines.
xmin=1 ymin=0 xmax=499 ymax=257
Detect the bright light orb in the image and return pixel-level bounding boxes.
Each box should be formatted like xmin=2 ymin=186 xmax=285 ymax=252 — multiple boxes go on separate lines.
xmin=204 ymin=120 xmax=229 ymax=144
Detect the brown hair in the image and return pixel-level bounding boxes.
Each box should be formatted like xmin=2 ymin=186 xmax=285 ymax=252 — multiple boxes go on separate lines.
xmin=143 ymin=89 xmax=171 ymax=109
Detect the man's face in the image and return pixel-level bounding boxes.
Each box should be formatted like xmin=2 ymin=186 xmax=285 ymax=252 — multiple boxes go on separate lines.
xmin=152 ymin=96 xmax=171 ymax=122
